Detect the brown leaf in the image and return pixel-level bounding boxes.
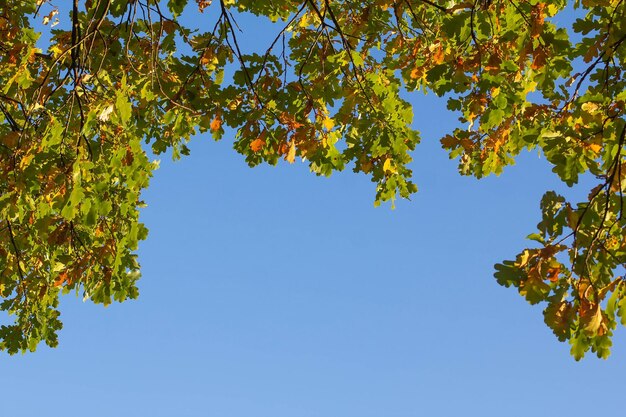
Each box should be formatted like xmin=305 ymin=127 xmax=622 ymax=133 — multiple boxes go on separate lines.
xmin=123 ymin=147 xmax=134 ymax=166
xmin=0 ymin=131 xmax=19 ymax=148
xmin=361 ymin=160 xmax=373 ymax=173
xmin=485 ymin=53 xmax=502 ymax=73
xmin=530 ymin=3 xmax=546 ymax=38
xmin=440 ymin=135 xmax=458 ymax=148
xmin=581 ymin=304 xmax=603 ymax=335
xmin=530 ymin=48 xmax=547 ymax=70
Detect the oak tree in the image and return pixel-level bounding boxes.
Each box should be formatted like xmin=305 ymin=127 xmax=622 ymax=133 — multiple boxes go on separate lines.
xmin=0 ymin=0 xmax=625 ymax=359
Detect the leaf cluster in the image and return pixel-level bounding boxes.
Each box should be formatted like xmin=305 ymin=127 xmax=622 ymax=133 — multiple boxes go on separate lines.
xmin=0 ymin=0 xmax=625 ymax=358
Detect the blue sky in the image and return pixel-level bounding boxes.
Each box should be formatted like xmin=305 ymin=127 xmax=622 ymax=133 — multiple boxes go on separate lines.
xmin=1 ymin=4 xmax=626 ymax=417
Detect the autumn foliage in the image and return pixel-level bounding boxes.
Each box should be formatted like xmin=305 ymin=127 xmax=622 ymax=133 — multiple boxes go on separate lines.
xmin=0 ymin=0 xmax=625 ymax=359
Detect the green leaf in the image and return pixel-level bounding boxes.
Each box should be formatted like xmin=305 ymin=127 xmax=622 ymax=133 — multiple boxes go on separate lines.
xmin=168 ymin=0 xmax=188 ymax=17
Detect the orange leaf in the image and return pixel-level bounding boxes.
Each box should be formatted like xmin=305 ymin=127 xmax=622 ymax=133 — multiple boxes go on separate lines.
xmin=546 ymin=266 xmax=560 ymax=282
xmin=54 ymin=271 xmax=69 ymax=287
xmin=531 ymin=48 xmax=547 ymax=70
xmin=210 ymin=116 xmax=222 ymax=131
xmin=587 ymin=143 xmax=601 ymax=154
xmin=250 ymin=138 xmax=266 ymax=152
xmin=279 ymin=112 xmax=304 ymax=130
xmin=432 ymin=45 xmax=445 ymax=65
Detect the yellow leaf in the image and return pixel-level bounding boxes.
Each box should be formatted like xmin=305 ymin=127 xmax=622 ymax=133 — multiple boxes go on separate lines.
xmin=227 ymin=99 xmax=241 ymax=111
xmin=98 ymin=104 xmax=114 ymax=122
xmin=49 ymin=44 xmax=63 ymax=58
xmin=323 ymin=117 xmax=335 ymax=130
xmin=383 ymin=158 xmax=396 ymax=174
xmin=546 ymin=4 xmax=559 ymax=16
xmin=286 ymin=141 xmax=296 ymax=163
xmin=516 ymin=249 xmax=531 ymax=268
xmin=581 ymin=102 xmax=599 ymax=113
xmin=588 ymin=143 xmax=601 ymax=154
xmin=20 ymin=152 xmax=34 ymax=169
xmin=523 ymin=80 xmax=537 ymax=94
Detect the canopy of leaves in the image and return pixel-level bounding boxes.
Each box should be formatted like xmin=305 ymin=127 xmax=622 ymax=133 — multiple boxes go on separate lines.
xmin=0 ymin=0 xmax=624 ymax=359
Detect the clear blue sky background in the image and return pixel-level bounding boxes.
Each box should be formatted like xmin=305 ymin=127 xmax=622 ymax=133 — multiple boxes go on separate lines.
xmin=1 ymin=5 xmax=626 ymax=417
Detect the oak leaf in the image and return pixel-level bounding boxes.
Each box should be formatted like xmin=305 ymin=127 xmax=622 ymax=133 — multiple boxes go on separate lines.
xmin=285 ymin=141 xmax=296 ymax=163
xmin=210 ymin=116 xmax=222 ymax=131
xmin=250 ymin=138 xmax=266 ymax=152
xmin=0 ymin=132 xmax=19 ymax=148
